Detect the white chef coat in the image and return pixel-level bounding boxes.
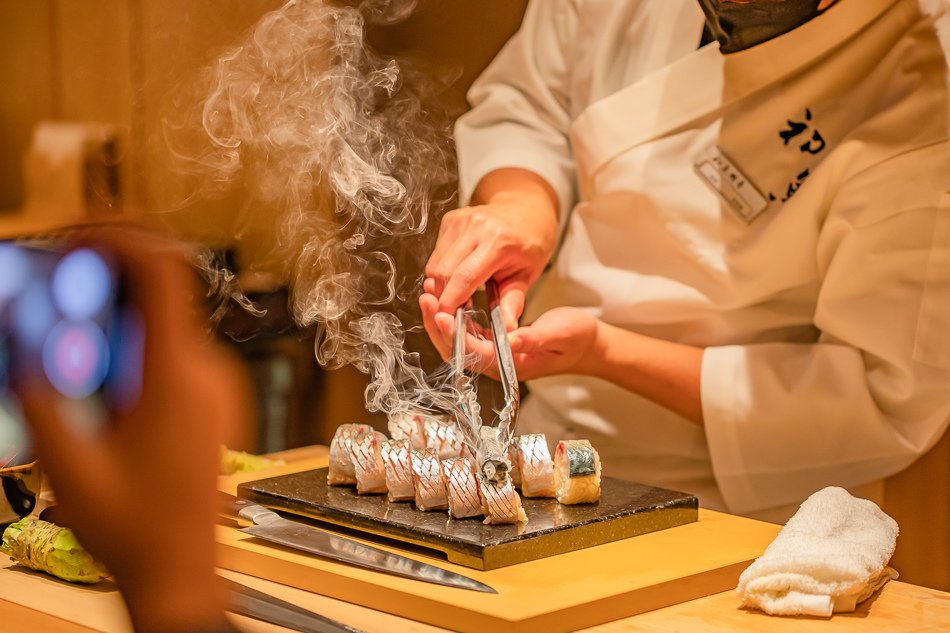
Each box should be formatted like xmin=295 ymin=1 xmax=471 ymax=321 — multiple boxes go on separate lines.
xmin=455 ymin=0 xmax=950 ymax=520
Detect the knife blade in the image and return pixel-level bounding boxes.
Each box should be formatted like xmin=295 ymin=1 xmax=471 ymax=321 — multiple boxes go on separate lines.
xmin=222 ymin=575 xmax=364 ymax=633
xmin=220 ymin=492 xmax=496 ymax=594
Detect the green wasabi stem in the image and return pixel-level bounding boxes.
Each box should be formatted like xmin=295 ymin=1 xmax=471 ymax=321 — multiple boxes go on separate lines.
xmin=1 ymin=517 xmax=108 ymax=583
xmin=219 ymin=445 xmax=285 ymax=475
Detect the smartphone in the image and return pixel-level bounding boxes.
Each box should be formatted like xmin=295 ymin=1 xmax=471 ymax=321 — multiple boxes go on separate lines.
xmin=0 ymin=241 xmax=144 ymax=468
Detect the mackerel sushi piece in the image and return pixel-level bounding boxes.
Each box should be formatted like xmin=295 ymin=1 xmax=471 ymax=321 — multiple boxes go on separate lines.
xmin=441 ymin=457 xmax=483 ymax=519
xmin=350 ymin=430 xmax=388 ymax=494
xmin=327 ymin=423 xmax=372 ymax=485
xmin=423 ymin=417 xmax=464 ymax=460
xmin=516 ymin=434 xmax=556 ymax=498
xmin=410 ymin=448 xmax=448 ymax=511
xmin=387 ymin=410 xmax=426 ymax=450
xmin=381 ymin=438 xmax=414 ymax=502
xmin=553 ymin=439 xmax=601 ymax=504
xmin=478 ymin=474 xmax=527 ymax=525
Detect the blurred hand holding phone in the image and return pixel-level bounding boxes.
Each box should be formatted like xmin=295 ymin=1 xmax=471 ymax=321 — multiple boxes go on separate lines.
xmin=1 ymin=241 xmax=144 ymax=469
xmin=1 ymin=226 xmax=249 ymax=632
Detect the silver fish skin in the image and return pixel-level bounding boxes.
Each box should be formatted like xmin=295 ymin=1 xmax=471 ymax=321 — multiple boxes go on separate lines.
xmin=554 ymin=439 xmax=601 ymax=505
xmin=328 ymin=423 xmax=373 ymax=485
xmin=410 ymin=448 xmax=448 ymax=511
xmin=477 ymin=474 xmax=527 ymax=525
xmin=441 ymin=457 xmax=483 ymax=519
xmin=381 ymin=438 xmax=415 ymax=501
xmin=387 ymin=410 xmax=427 ymax=450
xmin=351 ymin=430 xmax=388 ymax=494
xmin=517 ymin=434 xmax=556 ymax=498
xmin=423 ymin=418 xmax=464 ymax=460
xmin=507 ymin=440 xmax=522 ymax=487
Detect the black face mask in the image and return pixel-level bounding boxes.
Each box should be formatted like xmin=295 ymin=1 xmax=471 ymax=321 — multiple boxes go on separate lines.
xmin=697 ymin=0 xmax=823 ymax=54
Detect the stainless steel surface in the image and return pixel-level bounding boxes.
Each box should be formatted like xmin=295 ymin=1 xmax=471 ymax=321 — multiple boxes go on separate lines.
xmin=450 ymin=283 xmax=520 ymax=483
xmin=451 ymin=306 xmax=479 ymax=428
xmin=221 ymin=492 xmax=496 ymax=593
xmin=485 ymin=279 xmax=520 ymax=431
xmin=222 ymin=575 xmax=363 ymax=633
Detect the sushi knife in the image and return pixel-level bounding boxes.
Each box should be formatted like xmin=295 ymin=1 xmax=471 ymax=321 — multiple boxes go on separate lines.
xmin=222 ymin=575 xmax=364 ymax=633
xmin=220 ymin=492 xmax=497 ymax=594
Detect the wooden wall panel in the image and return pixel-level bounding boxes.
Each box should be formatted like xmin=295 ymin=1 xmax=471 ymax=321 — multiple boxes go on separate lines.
xmin=129 ymin=0 xmax=283 ymax=251
xmin=51 ymin=0 xmax=133 ymax=125
xmin=0 ymin=1 xmax=54 ymax=212
xmin=50 ymin=0 xmax=134 ymax=217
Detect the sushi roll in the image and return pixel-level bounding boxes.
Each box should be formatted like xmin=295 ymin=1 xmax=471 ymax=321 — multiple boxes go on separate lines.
xmin=387 ymin=410 xmax=427 ymax=450
xmin=410 ymin=448 xmax=448 ymax=511
xmin=423 ymin=417 xmax=464 ymax=460
xmin=516 ymin=434 xmax=556 ymax=498
xmin=553 ymin=439 xmax=601 ymax=504
xmin=350 ymin=430 xmax=388 ymax=494
xmin=327 ymin=423 xmax=373 ymax=485
xmin=441 ymin=457 xmax=483 ymax=519
xmin=381 ymin=438 xmax=414 ymax=502
xmin=478 ymin=475 xmax=528 ymax=525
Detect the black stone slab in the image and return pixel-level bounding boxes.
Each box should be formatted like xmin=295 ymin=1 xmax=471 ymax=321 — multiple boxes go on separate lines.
xmin=238 ymin=468 xmax=698 ymax=570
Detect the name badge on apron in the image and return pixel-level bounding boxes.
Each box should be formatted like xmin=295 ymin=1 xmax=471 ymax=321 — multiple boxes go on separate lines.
xmin=694 ymin=146 xmax=769 ymax=223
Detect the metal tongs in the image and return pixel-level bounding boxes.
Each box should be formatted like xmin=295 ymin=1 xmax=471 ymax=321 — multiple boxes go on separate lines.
xmin=451 ymin=279 xmax=520 ymax=482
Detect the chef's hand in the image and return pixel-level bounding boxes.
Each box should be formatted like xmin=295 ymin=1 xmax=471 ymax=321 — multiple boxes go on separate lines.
xmin=429 ymin=306 xmax=602 ymax=381
xmin=15 ymin=227 xmax=247 ymax=633
xmin=439 ymin=305 xmax=706 ymax=425
xmin=422 ymin=168 xmax=559 ymax=357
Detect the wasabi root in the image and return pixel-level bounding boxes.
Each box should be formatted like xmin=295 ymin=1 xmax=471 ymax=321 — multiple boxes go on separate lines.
xmin=1 ymin=518 xmax=108 ymax=583
xmin=220 ymin=446 xmax=285 ymax=475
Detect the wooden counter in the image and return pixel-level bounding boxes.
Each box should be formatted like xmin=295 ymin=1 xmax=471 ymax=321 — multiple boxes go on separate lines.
xmin=2 ymin=445 xmax=948 ymax=632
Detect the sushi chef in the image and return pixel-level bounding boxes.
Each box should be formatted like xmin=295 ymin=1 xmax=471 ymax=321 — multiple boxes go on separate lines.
xmin=420 ymin=0 xmax=950 ymax=521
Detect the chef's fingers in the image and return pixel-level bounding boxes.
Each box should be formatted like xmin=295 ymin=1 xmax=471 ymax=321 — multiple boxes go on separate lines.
xmin=495 ymin=277 xmax=527 ymax=331
xmin=469 ymin=331 xmax=502 ymax=378
xmin=432 ymin=311 xmax=501 ymax=377
xmin=426 ymin=211 xmax=476 ymax=297
xmin=437 ymin=242 xmax=500 ymax=315
xmin=510 ymin=351 xmax=550 ymax=381
xmin=16 ymin=384 xmax=111 ymax=507
xmin=420 ymin=293 xmax=452 ymax=359
xmin=508 ymin=324 xmax=561 ymax=353
xmin=423 ymin=277 xmax=437 ymax=294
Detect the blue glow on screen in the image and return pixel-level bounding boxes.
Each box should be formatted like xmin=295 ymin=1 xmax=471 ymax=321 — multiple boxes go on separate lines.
xmin=52 ymin=248 xmax=113 ymax=320
xmin=12 ymin=280 xmax=58 ymax=351
xmin=0 ymin=244 xmax=30 ymax=300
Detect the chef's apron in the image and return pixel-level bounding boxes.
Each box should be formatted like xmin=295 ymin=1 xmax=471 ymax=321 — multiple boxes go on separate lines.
xmin=520 ymin=0 xmax=938 ymax=520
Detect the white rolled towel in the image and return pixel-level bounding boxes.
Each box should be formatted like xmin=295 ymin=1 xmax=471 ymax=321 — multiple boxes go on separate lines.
xmin=736 ymin=486 xmax=899 ymax=617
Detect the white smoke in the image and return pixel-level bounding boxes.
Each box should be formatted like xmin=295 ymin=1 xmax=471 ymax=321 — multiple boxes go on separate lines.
xmin=164 ymin=0 xmax=469 ymax=420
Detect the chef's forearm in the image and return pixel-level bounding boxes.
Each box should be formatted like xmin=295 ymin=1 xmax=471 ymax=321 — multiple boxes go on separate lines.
xmin=585 ymin=322 xmax=705 ymax=425
xmin=471 ymin=167 xmax=560 ymax=220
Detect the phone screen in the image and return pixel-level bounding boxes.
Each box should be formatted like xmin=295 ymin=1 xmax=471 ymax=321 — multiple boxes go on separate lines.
xmin=0 ymin=241 xmax=144 ymax=468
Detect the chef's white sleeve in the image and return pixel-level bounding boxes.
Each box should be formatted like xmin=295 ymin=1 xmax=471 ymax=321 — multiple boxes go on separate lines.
xmin=702 ymin=144 xmax=950 ymax=515
xmin=454 ymin=0 xmax=579 ymax=222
